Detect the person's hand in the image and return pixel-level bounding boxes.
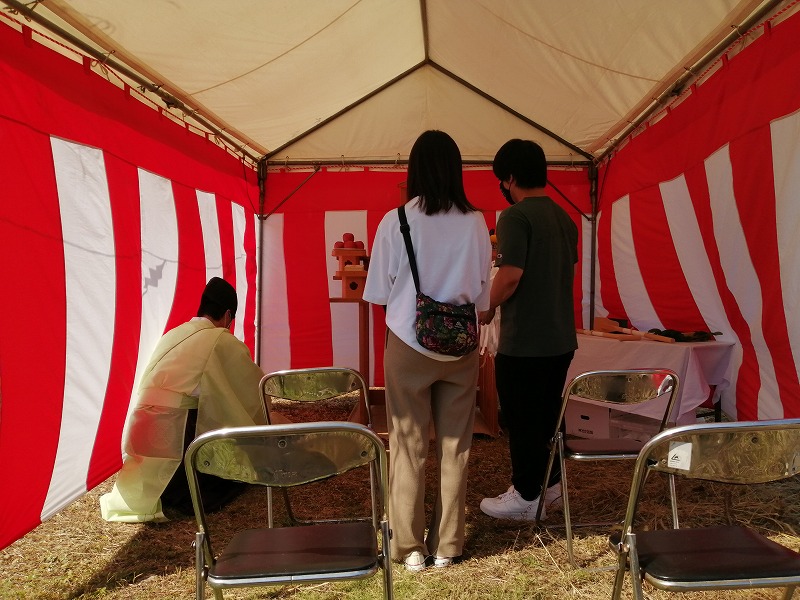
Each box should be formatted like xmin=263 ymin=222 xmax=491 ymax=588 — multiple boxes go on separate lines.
xmin=479 ymin=307 xmax=496 ymax=325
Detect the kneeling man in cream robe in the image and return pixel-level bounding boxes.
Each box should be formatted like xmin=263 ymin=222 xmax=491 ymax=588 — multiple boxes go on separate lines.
xmin=100 ymin=277 xmax=266 ymax=522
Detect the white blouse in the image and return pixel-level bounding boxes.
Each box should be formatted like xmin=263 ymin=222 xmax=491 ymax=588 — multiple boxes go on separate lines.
xmin=363 ymin=197 xmax=492 ymax=361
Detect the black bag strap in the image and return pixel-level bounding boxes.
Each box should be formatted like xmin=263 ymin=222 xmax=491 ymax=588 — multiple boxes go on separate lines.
xmin=398 ymin=206 xmax=421 ymax=294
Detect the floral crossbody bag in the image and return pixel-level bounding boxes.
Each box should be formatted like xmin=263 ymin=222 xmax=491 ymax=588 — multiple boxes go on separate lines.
xmin=398 ymin=206 xmax=478 ymax=357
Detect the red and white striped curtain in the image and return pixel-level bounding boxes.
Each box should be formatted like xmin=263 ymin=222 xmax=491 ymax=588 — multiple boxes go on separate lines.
xmin=257 ymin=167 xmax=592 ymax=386
xmin=0 ymin=19 xmax=259 ymax=550
xmin=595 ymin=10 xmax=800 ymax=421
xmin=0 ymin=17 xmax=590 ymax=550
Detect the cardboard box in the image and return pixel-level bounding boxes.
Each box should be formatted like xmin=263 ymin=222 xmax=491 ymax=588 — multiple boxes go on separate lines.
xmin=565 ymin=399 xmax=610 ymax=439
xmin=608 ymin=410 xmax=661 ymax=443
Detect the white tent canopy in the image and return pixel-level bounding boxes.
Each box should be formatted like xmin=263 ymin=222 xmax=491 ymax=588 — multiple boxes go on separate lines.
xmin=8 ymin=0 xmax=784 ymax=165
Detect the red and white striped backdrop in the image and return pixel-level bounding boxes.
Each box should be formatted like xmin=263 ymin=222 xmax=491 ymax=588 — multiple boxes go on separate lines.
xmin=595 ymin=9 xmax=800 ymax=421
xmin=0 ymin=20 xmax=259 ymax=550
xmin=256 ymin=167 xmax=592 ymax=386
xmin=0 ymin=16 xmax=590 ymax=550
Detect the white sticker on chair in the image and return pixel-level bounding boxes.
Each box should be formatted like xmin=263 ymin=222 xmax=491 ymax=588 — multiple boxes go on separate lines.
xmin=667 ymin=442 xmax=692 ymax=470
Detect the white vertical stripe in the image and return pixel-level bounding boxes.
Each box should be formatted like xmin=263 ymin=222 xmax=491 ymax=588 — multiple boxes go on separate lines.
xmin=196 ymin=190 xmax=223 ymax=281
xmin=42 ymin=139 xmax=116 ymax=519
xmin=660 ymin=175 xmax=732 ymax=334
xmin=325 ymin=211 xmax=368 ymax=377
xmin=706 ymin=145 xmax=779 ymax=419
xmin=592 ymin=210 xmax=609 ymax=323
xmin=660 ymin=174 xmax=741 ymax=412
xmin=580 ymin=216 xmax=594 ymax=328
xmin=231 ymin=202 xmax=248 ymax=342
xmin=772 ymin=110 xmax=800 ymax=393
xmin=610 ymin=195 xmax=663 ymax=330
xmin=259 ymin=214 xmax=291 ymax=374
xmin=122 ymin=169 xmax=180 ymax=445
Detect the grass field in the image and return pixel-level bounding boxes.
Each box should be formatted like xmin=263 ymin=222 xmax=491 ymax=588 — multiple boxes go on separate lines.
xmin=2 ymin=412 xmax=798 ymax=599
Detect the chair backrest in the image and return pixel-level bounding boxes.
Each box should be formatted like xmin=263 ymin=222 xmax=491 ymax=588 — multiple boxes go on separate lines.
xmin=561 ymin=369 xmax=680 ymax=433
xmin=184 ymin=421 xmax=389 ymax=544
xmin=621 ymin=418 xmax=800 ymax=531
xmin=260 ymin=367 xmax=370 ymax=425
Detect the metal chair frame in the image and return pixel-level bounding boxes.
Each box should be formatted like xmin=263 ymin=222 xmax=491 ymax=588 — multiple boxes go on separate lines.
xmin=261 ymin=366 xmax=372 ymax=427
xmin=536 ymin=368 xmax=680 ymax=567
xmin=185 ymin=421 xmax=393 ymax=600
xmin=259 ymin=367 xmax=374 ymax=526
xmin=610 ymin=418 xmax=800 ymax=600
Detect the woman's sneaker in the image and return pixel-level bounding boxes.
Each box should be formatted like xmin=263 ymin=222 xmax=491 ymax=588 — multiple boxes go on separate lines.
xmin=433 ymin=556 xmax=453 ymax=568
xmin=403 ymin=550 xmax=427 ymax=572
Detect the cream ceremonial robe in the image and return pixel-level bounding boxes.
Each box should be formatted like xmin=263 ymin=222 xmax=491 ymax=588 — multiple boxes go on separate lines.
xmin=100 ymin=319 xmax=265 ymax=522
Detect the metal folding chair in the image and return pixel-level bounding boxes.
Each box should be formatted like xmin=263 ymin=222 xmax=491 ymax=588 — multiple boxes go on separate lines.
xmin=261 ymin=367 xmax=372 ymax=427
xmin=610 ymin=418 xmax=800 ymax=599
xmin=536 ymin=369 xmax=680 ymax=567
xmin=185 ymin=421 xmax=393 ymax=600
xmin=260 ymin=367 xmax=373 ymax=526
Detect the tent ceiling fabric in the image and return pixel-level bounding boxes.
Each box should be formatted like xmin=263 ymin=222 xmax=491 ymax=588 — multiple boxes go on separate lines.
xmin=23 ymin=0 xmax=775 ymax=164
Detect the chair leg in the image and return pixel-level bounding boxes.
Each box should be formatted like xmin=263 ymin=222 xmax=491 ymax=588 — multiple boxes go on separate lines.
xmin=369 ymin=463 xmax=379 ymax=530
xmin=783 ymin=585 xmax=796 ymax=600
xmin=267 ymin=487 xmax=274 ymax=528
xmin=668 ymin=473 xmax=679 ymax=529
xmin=195 ymin=532 xmax=214 ymax=600
xmin=282 ymin=488 xmax=298 ymax=524
xmin=381 ymin=521 xmax=394 ymax=600
xmin=195 ymin=532 xmax=203 ymax=600
xmin=626 ymin=532 xmax=645 ymax=600
xmin=610 ymin=543 xmax=628 ymax=600
xmin=558 ymin=437 xmax=577 ymax=568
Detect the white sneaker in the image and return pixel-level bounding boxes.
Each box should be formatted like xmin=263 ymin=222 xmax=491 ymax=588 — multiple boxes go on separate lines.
xmin=403 ymin=550 xmax=427 ymax=572
xmin=433 ymin=556 xmax=453 ymax=568
xmin=480 ymin=483 xmax=562 ymax=521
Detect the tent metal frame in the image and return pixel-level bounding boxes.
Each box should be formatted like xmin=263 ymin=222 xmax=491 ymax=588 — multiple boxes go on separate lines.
xmin=2 ymin=0 xmax=786 ymax=364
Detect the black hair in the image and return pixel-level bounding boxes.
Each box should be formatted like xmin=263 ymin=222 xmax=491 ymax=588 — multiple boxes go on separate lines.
xmin=406 ymin=130 xmax=476 ymax=215
xmin=492 ymin=139 xmax=547 ymax=189
xmin=197 ymin=298 xmax=230 ymax=321
xmin=197 ymin=277 xmax=237 ymax=320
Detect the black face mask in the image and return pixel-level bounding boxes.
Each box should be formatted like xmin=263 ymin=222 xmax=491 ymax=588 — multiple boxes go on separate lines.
xmin=499 ymin=182 xmax=514 ymax=205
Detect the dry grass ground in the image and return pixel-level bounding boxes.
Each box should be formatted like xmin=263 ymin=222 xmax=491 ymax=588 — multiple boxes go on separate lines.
xmin=1 ymin=402 xmax=798 ymax=599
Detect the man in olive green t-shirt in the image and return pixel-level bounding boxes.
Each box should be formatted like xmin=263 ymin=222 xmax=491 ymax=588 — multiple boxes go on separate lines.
xmin=479 ymin=139 xmax=578 ymax=521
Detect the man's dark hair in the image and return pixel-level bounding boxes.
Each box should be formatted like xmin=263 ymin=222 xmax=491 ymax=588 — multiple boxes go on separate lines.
xmin=492 ymin=139 xmax=547 ymax=189
xmin=406 ymin=130 xmax=476 ymax=215
xmin=197 ymin=277 xmax=237 ymax=320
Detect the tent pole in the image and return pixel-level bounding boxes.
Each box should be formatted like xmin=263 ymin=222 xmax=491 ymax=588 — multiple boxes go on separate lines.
xmin=254 ymin=157 xmax=267 ymax=365
xmin=588 ymin=164 xmax=598 ymax=329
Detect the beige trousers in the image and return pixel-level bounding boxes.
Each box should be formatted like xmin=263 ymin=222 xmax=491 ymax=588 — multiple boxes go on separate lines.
xmin=383 ymin=329 xmax=478 ymax=559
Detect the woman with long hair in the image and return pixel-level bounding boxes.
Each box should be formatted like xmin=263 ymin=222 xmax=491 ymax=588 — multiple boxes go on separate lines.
xmin=363 ymin=130 xmax=492 ymax=571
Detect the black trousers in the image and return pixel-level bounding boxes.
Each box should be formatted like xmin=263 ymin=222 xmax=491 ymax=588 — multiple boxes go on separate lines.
xmin=495 ymin=351 xmax=574 ymax=501
xmin=160 ymin=408 xmax=249 ymax=516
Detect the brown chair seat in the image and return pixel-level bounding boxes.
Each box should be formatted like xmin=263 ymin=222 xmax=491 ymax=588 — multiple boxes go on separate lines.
xmin=212 ymin=521 xmax=378 ymax=580
xmin=611 ymin=525 xmax=800 ymax=584
xmin=609 ymin=419 xmax=800 ymax=599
